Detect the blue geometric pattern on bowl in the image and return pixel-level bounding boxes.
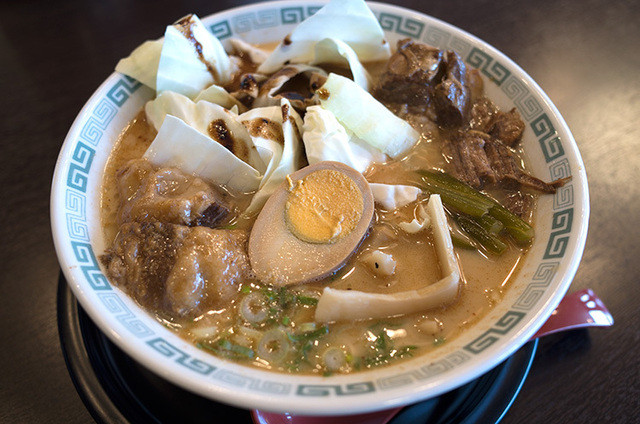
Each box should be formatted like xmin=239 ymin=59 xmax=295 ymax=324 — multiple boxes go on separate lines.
xmin=63 ymin=4 xmax=575 ymax=396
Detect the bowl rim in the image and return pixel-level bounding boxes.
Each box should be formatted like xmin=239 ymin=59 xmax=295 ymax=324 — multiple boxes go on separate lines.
xmin=51 ymin=0 xmax=589 ymax=415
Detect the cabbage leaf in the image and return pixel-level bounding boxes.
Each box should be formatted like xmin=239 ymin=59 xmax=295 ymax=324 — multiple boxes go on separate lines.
xmin=319 ymin=73 xmax=420 ymax=158
xmin=311 ymin=38 xmax=372 ymax=90
xmin=156 ymin=15 xmax=235 ymax=98
xmin=115 ymin=39 xmax=163 ymax=90
xmin=302 ymin=106 xmax=386 ymax=174
xmin=229 ymin=38 xmax=269 ymax=65
xmin=194 ymin=85 xmax=247 ymax=112
xmin=143 ymin=115 xmax=262 ymax=193
xmin=240 ymin=99 xmax=305 ymax=215
xmin=145 ymin=91 xmax=266 ymax=174
xmin=257 ymin=0 xmax=390 ymax=74
xmin=116 ymin=14 xmax=235 ymax=99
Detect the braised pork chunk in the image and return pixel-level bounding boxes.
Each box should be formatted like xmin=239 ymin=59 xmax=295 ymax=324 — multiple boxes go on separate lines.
xmin=116 ymin=159 xmax=229 ymax=228
xmin=102 ymin=222 xmax=251 ymax=317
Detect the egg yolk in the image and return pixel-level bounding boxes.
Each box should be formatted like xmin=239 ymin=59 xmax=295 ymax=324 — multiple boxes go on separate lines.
xmin=285 ymin=169 xmax=363 ymax=244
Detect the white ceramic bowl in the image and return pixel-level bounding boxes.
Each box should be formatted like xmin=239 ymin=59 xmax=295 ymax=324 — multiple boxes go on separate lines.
xmin=51 ymin=0 xmax=589 ymax=415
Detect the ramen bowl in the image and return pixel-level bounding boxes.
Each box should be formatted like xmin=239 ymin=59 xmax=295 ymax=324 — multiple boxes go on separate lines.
xmin=50 ymin=0 xmax=588 ymax=415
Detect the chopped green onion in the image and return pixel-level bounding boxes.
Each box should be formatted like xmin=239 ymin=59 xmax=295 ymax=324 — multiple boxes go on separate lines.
xmin=297 ymin=322 xmax=317 ymax=333
xmin=296 ymin=295 xmax=319 ymax=306
xmin=217 ymin=339 xmax=255 ymax=358
xmin=198 ymin=339 xmax=254 ymax=359
xmin=288 ymin=326 xmax=329 ymax=343
xmin=393 ymin=345 xmax=417 ymax=357
xmin=433 ymin=337 xmax=446 ymax=346
xmin=239 ymin=292 xmax=269 ymax=324
xmin=322 ymin=347 xmax=347 ymax=371
xmin=237 ymin=326 xmax=262 ymax=341
xmin=374 ymin=331 xmax=388 ymax=352
xmin=257 ymin=328 xmax=290 ymax=363
xmin=263 ymin=286 xmax=296 ymax=309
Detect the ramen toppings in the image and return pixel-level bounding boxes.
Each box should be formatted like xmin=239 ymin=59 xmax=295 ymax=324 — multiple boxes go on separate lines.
xmin=100 ymin=0 xmax=567 ymax=375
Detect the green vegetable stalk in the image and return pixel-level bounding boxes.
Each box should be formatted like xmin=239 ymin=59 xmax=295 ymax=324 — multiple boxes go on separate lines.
xmin=417 ymin=170 xmax=534 ymax=246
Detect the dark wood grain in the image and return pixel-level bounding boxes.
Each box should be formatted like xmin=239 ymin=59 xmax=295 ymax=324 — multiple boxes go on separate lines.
xmin=1 ymin=0 xmax=638 ymax=423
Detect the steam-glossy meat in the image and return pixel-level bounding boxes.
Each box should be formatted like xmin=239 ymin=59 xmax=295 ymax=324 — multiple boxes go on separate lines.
xmin=469 ymin=97 xmax=498 ymax=133
xmin=469 ymin=101 xmax=524 ymax=147
xmin=488 ymin=108 xmax=525 ymax=147
xmin=101 ymin=222 xmax=251 ymax=317
xmin=444 ymin=131 xmax=567 ymax=194
xmin=503 ymin=190 xmax=534 ymax=218
xmin=376 ymin=39 xmax=470 ymax=126
xmin=166 ymin=227 xmax=251 ymax=316
xmin=376 ymin=39 xmax=443 ymax=110
xmin=116 ymin=159 xmax=229 ymax=228
xmin=433 ymin=51 xmax=470 ymax=127
xmin=443 ymin=132 xmax=495 ymax=188
xmin=101 ymin=221 xmax=185 ymax=313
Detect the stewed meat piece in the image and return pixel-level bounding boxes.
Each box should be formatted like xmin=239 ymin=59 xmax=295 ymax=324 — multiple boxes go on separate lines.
xmin=116 ymin=159 xmax=229 ymax=228
xmin=488 ymin=108 xmax=525 ymax=147
xmin=443 ymin=131 xmax=496 ymax=188
xmin=502 ymin=190 xmax=535 ymax=218
xmin=469 ymin=97 xmax=498 ymax=132
xmin=102 ymin=221 xmax=182 ymax=312
xmin=376 ymin=39 xmax=443 ymax=109
xmin=433 ymin=51 xmax=470 ymax=127
xmin=101 ymin=222 xmax=252 ymax=317
xmin=376 ymin=39 xmax=471 ymax=127
xmin=165 ymin=226 xmax=252 ymax=316
xmin=444 ymin=131 xmax=568 ymax=195
xmin=469 ymin=101 xmax=525 ymax=147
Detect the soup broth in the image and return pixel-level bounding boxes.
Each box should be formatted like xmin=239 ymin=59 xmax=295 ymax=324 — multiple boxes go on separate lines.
xmin=100 ymin=21 xmax=566 ymax=375
xmin=101 ymin=113 xmax=525 ymax=375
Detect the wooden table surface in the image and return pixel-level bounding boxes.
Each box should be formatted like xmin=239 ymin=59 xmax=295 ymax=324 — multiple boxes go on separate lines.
xmin=1 ymin=0 xmax=638 ymax=422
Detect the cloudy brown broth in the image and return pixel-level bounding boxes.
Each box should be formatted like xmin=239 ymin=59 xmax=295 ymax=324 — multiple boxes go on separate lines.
xmin=100 ymin=111 xmax=528 ymax=375
xmin=99 ymin=33 xmax=545 ymax=374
